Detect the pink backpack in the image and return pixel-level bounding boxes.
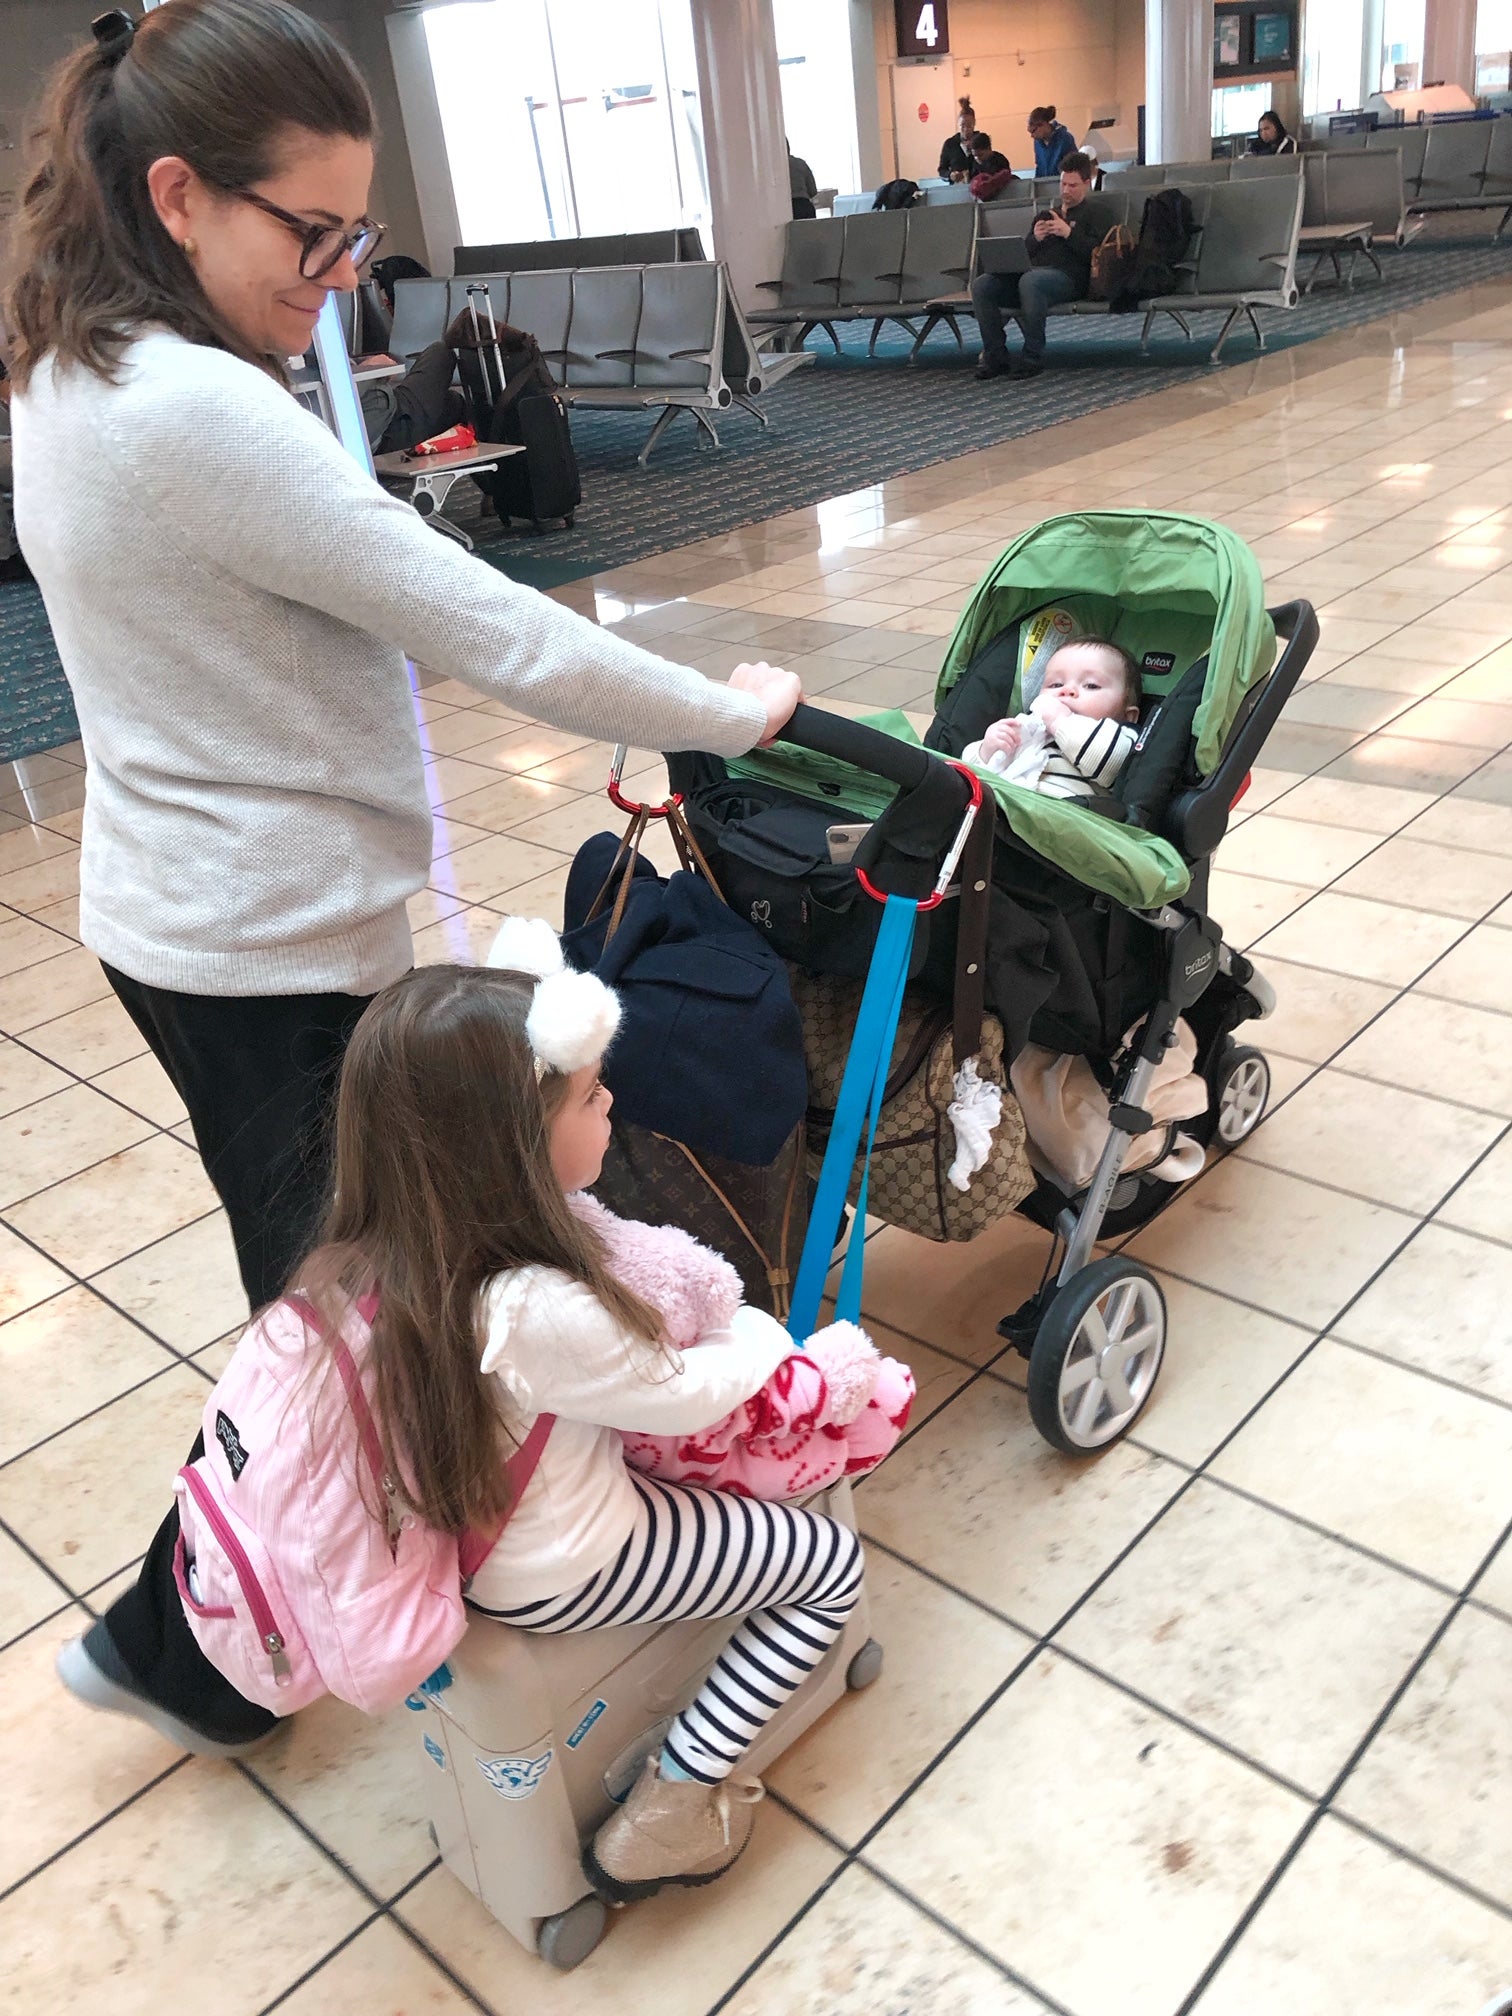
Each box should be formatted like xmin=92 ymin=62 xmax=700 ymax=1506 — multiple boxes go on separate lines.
xmin=172 ymin=1292 xmax=552 ymax=1716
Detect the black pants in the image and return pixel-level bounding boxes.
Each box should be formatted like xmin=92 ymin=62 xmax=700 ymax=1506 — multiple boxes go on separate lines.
xmin=97 ymin=971 xmax=372 ymax=1735
xmin=375 ymin=342 xmax=466 ymax=456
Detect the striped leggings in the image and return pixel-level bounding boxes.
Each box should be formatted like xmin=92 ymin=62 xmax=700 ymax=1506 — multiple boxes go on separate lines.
xmin=474 ymin=1474 xmax=864 ymax=1783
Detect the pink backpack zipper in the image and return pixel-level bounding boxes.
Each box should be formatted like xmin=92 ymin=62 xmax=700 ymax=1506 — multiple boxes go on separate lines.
xmin=175 ymin=1464 xmax=293 ymax=1687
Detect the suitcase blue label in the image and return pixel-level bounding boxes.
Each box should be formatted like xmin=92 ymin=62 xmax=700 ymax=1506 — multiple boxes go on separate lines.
xmin=477 ymin=1749 xmax=554 ymax=1799
xmin=566 ymin=1698 xmax=609 ymax=1750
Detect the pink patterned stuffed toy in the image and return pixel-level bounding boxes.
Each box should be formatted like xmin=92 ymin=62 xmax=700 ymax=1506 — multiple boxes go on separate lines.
xmin=570 ymin=1194 xmax=914 ymax=1499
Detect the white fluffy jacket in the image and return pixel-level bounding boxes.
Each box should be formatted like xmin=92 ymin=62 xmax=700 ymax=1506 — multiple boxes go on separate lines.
xmin=11 ymin=333 xmax=764 ymax=995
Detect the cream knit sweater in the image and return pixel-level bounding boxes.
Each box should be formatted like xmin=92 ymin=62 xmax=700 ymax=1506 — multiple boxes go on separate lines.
xmin=12 ymin=332 xmax=765 ymax=996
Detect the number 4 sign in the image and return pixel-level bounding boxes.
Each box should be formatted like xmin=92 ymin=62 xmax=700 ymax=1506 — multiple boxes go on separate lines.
xmin=895 ymin=0 xmax=949 ymax=59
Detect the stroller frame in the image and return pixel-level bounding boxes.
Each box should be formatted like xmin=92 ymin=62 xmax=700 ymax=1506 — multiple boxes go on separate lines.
xmin=655 ymin=595 xmax=1318 ymax=1455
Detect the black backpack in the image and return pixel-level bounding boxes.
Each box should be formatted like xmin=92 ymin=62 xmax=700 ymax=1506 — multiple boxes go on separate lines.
xmin=1110 ymin=187 xmax=1196 ymax=312
xmin=872 ymin=178 xmax=920 ymax=211
xmin=451 ymin=318 xmax=581 ymax=532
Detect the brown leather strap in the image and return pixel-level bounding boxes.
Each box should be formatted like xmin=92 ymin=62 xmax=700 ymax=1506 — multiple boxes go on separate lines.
xmin=655 ymin=1132 xmax=790 ymax=1322
xmin=952 ymin=798 xmax=994 ymax=1067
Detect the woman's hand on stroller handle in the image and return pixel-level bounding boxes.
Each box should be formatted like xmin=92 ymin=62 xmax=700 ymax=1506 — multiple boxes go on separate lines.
xmin=729 ymin=663 xmax=803 ymax=747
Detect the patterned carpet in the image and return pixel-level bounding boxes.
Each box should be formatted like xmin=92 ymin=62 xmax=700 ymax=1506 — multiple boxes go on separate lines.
xmin=5 ymin=236 xmax=1512 ymax=763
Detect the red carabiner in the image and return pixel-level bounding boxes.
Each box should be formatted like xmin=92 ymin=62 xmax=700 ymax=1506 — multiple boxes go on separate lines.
xmin=855 ymin=762 xmax=984 ymax=913
xmin=606 ymin=743 xmax=683 ymax=819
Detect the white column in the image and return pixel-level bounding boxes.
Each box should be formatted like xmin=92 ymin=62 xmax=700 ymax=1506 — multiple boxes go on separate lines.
xmin=1144 ymin=0 xmax=1211 ymax=164
xmin=688 ymin=0 xmax=791 ymax=310
xmin=1424 ymin=0 xmax=1477 ymax=91
xmin=385 ymin=9 xmax=462 ymax=277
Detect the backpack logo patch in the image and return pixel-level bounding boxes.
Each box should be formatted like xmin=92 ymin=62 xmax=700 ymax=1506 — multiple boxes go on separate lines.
xmin=478 ymin=1749 xmax=554 ymax=1800
xmin=215 ymin=1409 xmax=250 ymax=1482
xmin=749 ymin=899 xmax=772 ymax=929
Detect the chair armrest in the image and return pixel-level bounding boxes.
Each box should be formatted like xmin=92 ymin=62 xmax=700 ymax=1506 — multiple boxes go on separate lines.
xmin=754 ymin=279 xmax=784 ymax=294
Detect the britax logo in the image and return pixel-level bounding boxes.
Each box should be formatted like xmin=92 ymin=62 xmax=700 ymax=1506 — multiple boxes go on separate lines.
xmin=1184 ymin=950 xmax=1213 ymax=980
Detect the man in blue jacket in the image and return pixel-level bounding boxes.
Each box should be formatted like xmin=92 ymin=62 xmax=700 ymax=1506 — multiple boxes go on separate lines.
xmin=1028 ymin=107 xmax=1078 ymax=177
xmin=970 ymin=152 xmax=1114 ymax=380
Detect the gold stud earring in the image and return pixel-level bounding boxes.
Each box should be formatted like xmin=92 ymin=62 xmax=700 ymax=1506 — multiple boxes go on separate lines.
xmin=183 ymin=237 xmax=198 ymax=259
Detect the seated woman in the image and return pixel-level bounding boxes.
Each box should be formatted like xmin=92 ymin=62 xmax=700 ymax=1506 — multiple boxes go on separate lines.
xmin=1247 ymin=111 xmax=1297 ymax=156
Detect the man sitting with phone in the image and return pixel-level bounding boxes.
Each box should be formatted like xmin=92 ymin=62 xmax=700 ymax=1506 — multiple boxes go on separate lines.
xmin=970 ymin=152 xmax=1114 ymax=381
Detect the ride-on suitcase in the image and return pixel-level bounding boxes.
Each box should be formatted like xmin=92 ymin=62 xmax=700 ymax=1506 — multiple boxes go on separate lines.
xmin=411 ymin=1477 xmax=878 ymax=1970
xmin=462 ymin=281 xmax=581 ymax=534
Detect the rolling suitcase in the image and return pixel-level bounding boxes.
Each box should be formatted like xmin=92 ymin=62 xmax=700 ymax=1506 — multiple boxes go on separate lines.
xmin=411 ymin=1478 xmax=878 ymax=1970
xmin=462 ymin=282 xmax=581 ymax=534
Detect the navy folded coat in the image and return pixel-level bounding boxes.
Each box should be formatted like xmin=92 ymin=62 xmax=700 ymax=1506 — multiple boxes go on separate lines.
xmin=562 ymin=833 xmax=808 ymax=1166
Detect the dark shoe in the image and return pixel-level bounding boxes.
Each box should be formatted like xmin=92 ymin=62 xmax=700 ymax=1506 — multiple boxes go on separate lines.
xmin=56 ymin=1621 xmax=275 ymax=1758
xmin=974 ymin=355 xmax=1009 ymax=381
xmin=1008 ymin=356 xmax=1044 ymax=380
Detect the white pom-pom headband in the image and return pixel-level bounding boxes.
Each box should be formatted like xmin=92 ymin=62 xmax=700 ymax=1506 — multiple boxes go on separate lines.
xmin=485 ymin=916 xmax=621 ymax=1080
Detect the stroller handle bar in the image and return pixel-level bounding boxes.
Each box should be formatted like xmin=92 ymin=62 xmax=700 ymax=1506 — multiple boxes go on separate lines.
xmin=775 ymin=703 xmax=959 ymax=797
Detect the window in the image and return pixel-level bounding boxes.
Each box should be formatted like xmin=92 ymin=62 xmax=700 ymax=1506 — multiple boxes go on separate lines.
xmin=774 ymin=0 xmax=861 ymax=199
xmin=1378 ymin=0 xmax=1425 ymax=91
xmin=1213 ymin=80 xmax=1274 ymax=139
xmin=1477 ymin=0 xmax=1512 ymax=92
xmin=1302 ymin=0 xmax=1367 ymax=115
xmin=424 ymin=0 xmax=711 ymax=246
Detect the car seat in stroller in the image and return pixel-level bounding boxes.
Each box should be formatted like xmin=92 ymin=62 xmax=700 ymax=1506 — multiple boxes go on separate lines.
xmin=667 ymin=510 xmax=1317 ymax=1455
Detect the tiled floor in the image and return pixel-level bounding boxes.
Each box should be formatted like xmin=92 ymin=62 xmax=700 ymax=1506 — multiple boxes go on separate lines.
xmin=3 ymin=276 xmax=1512 ymax=2014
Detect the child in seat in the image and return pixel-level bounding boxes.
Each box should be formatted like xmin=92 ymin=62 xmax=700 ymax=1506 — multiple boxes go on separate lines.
xmin=962 ymin=636 xmax=1142 ymax=801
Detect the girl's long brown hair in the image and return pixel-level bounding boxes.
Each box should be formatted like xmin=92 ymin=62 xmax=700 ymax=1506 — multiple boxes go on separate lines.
xmin=297 ymin=965 xmax=664 ymax=1538
xmin=4 ymin=0 xmax=373 ymax=390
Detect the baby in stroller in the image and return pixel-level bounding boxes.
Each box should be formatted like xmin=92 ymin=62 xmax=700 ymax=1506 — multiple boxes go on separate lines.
xmin=962 ymin=636 xmax=1142 ymax=802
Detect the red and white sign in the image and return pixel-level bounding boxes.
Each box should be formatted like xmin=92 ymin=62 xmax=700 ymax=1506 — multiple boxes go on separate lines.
xmin=919 ymin=101 xmax=930 ymax=122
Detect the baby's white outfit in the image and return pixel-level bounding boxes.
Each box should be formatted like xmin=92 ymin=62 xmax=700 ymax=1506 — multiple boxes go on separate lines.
xmin=963 ymin=710 xmax=1138 ymax=801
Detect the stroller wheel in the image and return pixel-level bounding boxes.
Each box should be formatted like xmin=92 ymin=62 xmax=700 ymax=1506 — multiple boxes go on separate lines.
xmin=537 ymin=1895 xmax=609 ymax=1970
xmin=1027 ymin=1258 xmax=1166 ymax=1454
xmin=1208 ymin=1045 xmax=1270 ymax=1148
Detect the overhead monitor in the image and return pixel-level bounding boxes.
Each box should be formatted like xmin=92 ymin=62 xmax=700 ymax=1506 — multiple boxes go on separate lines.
xmin=895 ymin=0 xmax=949 ymax=60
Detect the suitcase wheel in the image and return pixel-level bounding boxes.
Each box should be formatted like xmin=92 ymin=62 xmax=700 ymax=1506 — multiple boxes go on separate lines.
xmin=564 ymin=512 xmax=576 ymax=529
xmin=846 ymin=1638 xmax=884 ymax=1691
xmin=537 ymin=1894 xmax=609 ymax=1971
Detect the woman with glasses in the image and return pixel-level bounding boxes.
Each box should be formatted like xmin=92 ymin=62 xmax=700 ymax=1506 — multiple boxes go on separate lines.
xmin=9 ymin=0 xmax=802 ymax=1763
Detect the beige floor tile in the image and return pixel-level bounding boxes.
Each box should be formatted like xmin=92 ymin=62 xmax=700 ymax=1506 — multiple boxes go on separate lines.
xmin=398 ymin=1804 xmax=839 ymax=2016
xmin=0 ymin=1036 xmax=71 ymax=1118
xmin=1253 ymin=891 xmax=1466 ymax=987
xmin=0 ymin=1529 xmax=66 ymax=1646
xmin=1436 ymin=1129 xmax=1512 ymax=1245
xmin=0 ymin=1221 xmax=73 ymax=1325
xmin=499 ymin=861 xmax=574 ymax=929
xmin=247 ymin=1694 xmax=436 ymax=1900
xmin=412 ymin=905 xmax=509 ymax=967
xmin=0 ymin=911 xmax=73 ymax=980
xmin=1206 ymin=869 xmax=1312 ymax=948
xmin=858 ymin=1378 xmax=1183 ymax=1633
xmin=1247 ymin=956 xmax=1396 ymax=1063
xmin=1476 ymin=1531 xmax=1512 ymax=1621
xmin=1127 ymin=1158 xmax=1414 ymax=1330
xmin=1193 ymin=1815 xmax=1512 ymax=2016
xmin=32 ymin=893 xmax=80 ymax=941
xmin=1333 ymin=1223 xmax=1512 ymax=1405
xmin=0 ymin=944 xmax=113 ymax=1035
xmin=88 ymin=1052 xmax=188 ymax=1129
xmin=1264 ymin=775 xmax=1436 ymax=834
xmin=406 ymin=885 xmax=469 ymax=933
xmin=1390 ymin=695 xmax=1512 ymax=748
xmin=1338 ymin=1604 xmax=1512 ymax=1908
xmin=858 ymin=1215 xmax=1052 ymax=1366
xmin=0 ymin=846 xmax=80 ymax=915
xmin=90 ymin=1211 xmax=245 ymax=1352
xmin=274 ymin=1918 xmax=476 ymax=2014
xmin=0 ymin=823 xmax=75 ymax=878
xmin=0 ymin=1363 xmax=207 ymax=1590
xmin=0 ymin=1284 xmax=175 ymax=1465
xmin=1130 ymin=1273 xmax=1315 ymax=1468
xmin=723 ymin=1864 xmax=1049 ymax=2016
xmin=1214 ymin=816 xmax=1381 ymax=888
xmin=1407 ymin=795 xmax=1512 ymax=856
xmin=507 ymin=793 xmax=632 ymax=857
xmin=7 ymin=1134 xmax=220 ymax=1277
xmin=1210 ymin=1341 xmax=1512 ymax=1588
xmin=434 ymin=770 xmax=577 ymax=834
xmin=1336 ymin=993 xmax=1512 ymax=1114
xmin=1235 ymin=1066 xmax=1502 ymax=1213
xmin=1057 ymin=1480 xmax=1449 ymax=1796
xmin=766 ymin=1549 xmax=1029 ymax=1845
xmin=0 ymin=1081 xmax=156 ymax=1209
xmin=1334 ymin=835 xmax=1512 ymax=919
xmin=428 ymin=829 xmax=570 ymax=906
xmin=0 ymin=1603 xmax=182 ymax=1895
xmin=866 ymin=1650 xmax=1306 ymax=2016
xmin=1414 ymin=921 xmax=1512 ymax=1013
xmin=23 ymin=989 xmax=147 ymax=1075
xmin=0 ymin=1763 xmax=369 ymax=2016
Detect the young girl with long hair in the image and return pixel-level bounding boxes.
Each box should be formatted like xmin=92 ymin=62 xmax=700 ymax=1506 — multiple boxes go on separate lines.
xmin=60 ymin=952 xmax=864 ymax=1902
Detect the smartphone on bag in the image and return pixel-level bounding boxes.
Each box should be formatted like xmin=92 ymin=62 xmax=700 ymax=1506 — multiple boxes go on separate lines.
xmin=826 ymin=822 xmax=872 ymax=866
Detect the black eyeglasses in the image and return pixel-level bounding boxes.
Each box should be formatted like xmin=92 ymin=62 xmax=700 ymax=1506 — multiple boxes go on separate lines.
xmin=231 ymin=190 xmax=385 ymax=279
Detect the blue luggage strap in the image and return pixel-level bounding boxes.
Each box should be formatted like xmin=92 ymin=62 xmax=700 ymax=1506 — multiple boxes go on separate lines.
xmin=787 ymin=894 xmax=919 ymax=1341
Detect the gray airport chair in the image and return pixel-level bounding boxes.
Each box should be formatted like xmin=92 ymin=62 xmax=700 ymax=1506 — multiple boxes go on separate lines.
xmin=499 ymin=271 xmax=574 ymax=379
xmin=1140 ymin=172 xmax=1303 ymax=359
xmin=563 ymin=262 xmax=729 ymax=467
xmin=749 ymin=219 xmax=844 ymax=349
xmin=565 ymin=268 xmax=643 ymax=387
xmin=387 ymin=278 xmax=451 ymax=364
